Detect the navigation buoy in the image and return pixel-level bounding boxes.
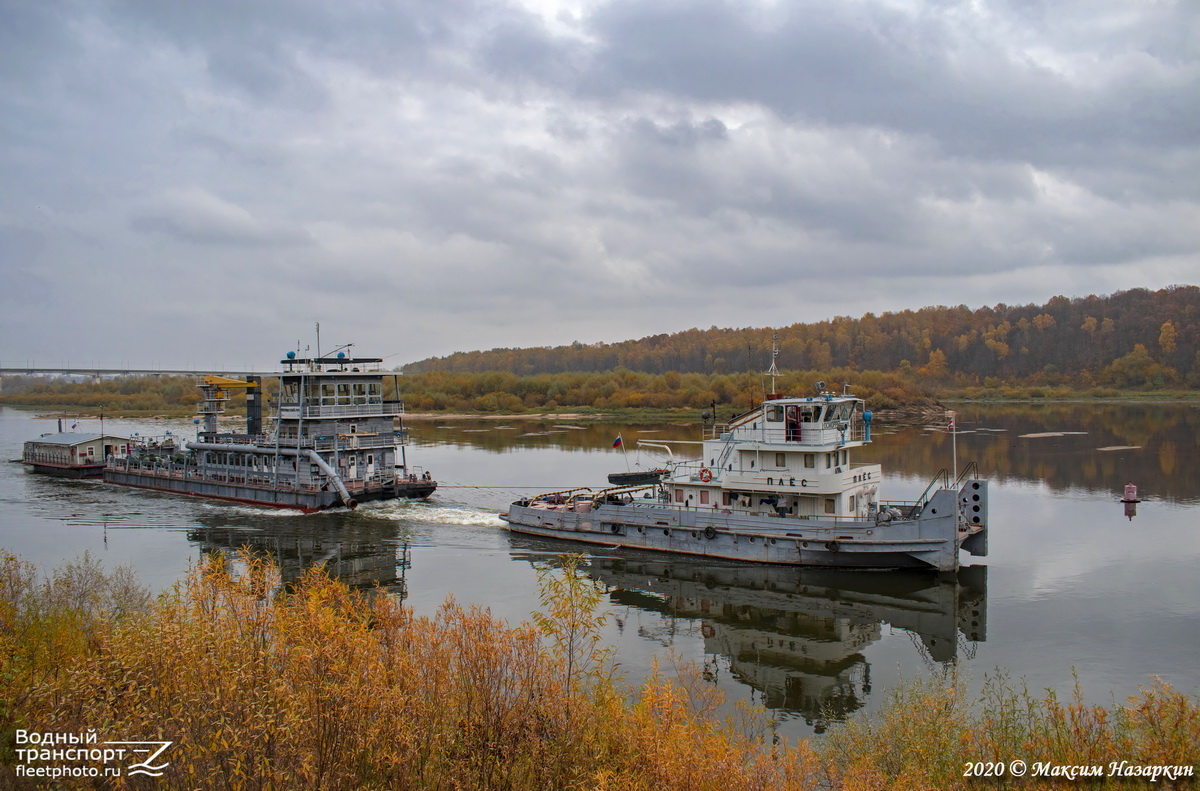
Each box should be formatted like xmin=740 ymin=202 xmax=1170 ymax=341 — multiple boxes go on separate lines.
xmin=1120 ymin=481 xmax=1140 ymax=521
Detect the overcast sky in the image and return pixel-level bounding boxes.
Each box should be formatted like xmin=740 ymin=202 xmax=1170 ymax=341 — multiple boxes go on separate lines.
xmin=1 ymin=0 xmax=1197 ymax=371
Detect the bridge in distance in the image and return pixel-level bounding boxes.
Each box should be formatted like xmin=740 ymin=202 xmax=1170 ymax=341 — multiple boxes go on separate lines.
xmin=0 ymin=367 xmax=275 ymax=378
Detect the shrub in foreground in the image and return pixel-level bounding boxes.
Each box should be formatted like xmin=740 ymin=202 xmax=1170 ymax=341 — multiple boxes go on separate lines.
xmin=1 ymin=552 xmax=821 ymax=789
xmin=1 ymin=551 xmax=1197 ymax=789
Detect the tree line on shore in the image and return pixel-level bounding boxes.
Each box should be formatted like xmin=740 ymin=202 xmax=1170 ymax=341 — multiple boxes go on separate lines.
xmin=407 ymin=286 xmax=1200 ymax=389
xmin=1 ymin=286 xmax=1196 ymax=416
xmin=0 ymin=361 xmax=1189 ymax=419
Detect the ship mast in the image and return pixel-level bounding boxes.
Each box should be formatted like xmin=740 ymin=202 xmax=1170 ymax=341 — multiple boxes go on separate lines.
xmin=766 ymin=332 xmax=780 ymax=399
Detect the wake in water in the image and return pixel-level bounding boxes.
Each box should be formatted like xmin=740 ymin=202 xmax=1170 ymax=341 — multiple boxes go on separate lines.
xmin=362 ymin=497 xmax=505 ymax=527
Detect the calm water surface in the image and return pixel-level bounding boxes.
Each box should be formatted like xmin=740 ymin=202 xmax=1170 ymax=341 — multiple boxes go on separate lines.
xmin=2 ymin=403 xmax=1198 ymax=739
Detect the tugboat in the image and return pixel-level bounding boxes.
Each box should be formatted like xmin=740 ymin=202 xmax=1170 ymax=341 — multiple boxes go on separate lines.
xmin=501 ymin=382 xmax=988 ymax=573
xmin=105 ymin=347 xmax=436 ymax=511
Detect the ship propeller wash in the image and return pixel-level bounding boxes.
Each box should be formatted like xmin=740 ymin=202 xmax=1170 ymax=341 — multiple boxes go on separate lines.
xmin=105 ymin=349 xmax=435 ymax=511
xmin=502 ymin=384 xmax=988 ymax=573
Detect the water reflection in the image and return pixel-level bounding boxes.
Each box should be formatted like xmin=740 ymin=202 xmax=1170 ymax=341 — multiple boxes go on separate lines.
xmin=187 ymin=513 xmax=413 ymax=596
xmin=511 ymin=544 xmax=986 ymax=732
xmin=862 ymin=404 xmax=1200 ymax=502
xmin=417 ymin=420 xmax=643 ymax=453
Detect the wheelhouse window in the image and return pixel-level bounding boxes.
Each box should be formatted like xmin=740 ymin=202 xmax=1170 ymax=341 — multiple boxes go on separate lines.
xmin=767 ymin=405 xmax=784 ymax=422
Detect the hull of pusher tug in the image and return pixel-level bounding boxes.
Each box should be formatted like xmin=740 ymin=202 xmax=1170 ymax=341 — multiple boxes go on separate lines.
xmin=106 ymin=349 xmax=437 ymax=512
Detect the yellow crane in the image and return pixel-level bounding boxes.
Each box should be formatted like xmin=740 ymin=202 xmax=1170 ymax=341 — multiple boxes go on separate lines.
xmin=197 ymin=375 xmax=260 ymax=435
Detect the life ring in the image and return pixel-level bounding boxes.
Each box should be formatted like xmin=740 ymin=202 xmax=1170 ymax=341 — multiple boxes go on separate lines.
xmin=699 ymin=467 xmax=713 ymax=482
xmin=700 ymin=624 xmax=715 ymax=638
xmin=704 ymin=526 xmax=717 ymax=540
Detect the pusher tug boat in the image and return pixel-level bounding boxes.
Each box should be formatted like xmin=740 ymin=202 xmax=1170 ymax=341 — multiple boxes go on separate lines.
xmin=105 ymin=347 xmax=436 ymax=512
xmin=501 ymin=382 xmax=988 ymax=573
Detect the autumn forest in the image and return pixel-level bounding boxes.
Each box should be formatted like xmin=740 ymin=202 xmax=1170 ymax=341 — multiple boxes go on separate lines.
xmin=3 ymin=287 xmax=1197 ymax=415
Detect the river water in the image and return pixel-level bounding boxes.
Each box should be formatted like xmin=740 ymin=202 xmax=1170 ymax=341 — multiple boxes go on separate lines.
xmin=2 ymin=402 xmax=1198 ymax=739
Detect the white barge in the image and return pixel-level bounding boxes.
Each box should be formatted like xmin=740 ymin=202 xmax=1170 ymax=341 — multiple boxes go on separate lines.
xmin=502 ymin=386 xmax=988 ymax=573
xmin=22 ymin=431 xmax=129 ymax=478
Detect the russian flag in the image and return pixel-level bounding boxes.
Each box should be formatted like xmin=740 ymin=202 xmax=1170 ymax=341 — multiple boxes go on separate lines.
xmin=71 ymin=419 xmax=79 ymax=430
xmin=612 ymin=434 xmax=623 ymax=448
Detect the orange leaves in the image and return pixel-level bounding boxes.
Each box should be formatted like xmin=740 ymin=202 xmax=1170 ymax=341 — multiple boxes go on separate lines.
xmin=7 ymin=551 xmax=1200 ymax=790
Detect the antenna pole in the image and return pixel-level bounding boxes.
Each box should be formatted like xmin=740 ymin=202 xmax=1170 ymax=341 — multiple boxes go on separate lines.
xmin=947 ymin=410 xmax=958 ymax=480
xmin=315 ymin=322 xmax=322 ymax=360
xmin=766 ymin=332 xmax=780 ymax=396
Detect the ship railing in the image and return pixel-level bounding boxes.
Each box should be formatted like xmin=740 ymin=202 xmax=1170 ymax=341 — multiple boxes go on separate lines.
xmin=398 ymin=466 xmax=433 ymax=483
xmin=225 ymin=434 xmax=395 ymax=452
xmin=906 ymin=468 xmax=951 ymax=515
xmin=113 ymin=456 xmax=313 ymax=491
xmin=303 ymin=435 xmax=396 ymax=452
xmin=199 ymin=433 xmax=274 ymax=446
xmin=953 ymin=461 xmax=980 ymax=487
xmin=275 ymin=401 xmax=404 ymax=420
xmin=599 ymin=503 xmax=883 ymax=532
xmin=705 ymin=422 xmax=866 ymax=445
xmin=524 ymin=487 xmax=594 ymax=505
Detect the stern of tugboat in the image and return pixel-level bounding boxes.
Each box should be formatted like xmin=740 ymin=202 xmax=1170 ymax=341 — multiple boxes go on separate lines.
xmin=394 ymin=475 xmax=437 ymax=499
xmin=959 ymin=479 xmax=989 ymax=557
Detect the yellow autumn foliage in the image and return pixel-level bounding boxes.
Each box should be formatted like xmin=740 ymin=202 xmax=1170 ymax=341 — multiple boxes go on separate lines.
xmin=2 ymin=551 xmax=1197 ymax=790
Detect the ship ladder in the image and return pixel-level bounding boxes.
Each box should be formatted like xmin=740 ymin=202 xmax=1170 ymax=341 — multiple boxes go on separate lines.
xmin=713 ymin=438 xmax=736 ymax=475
